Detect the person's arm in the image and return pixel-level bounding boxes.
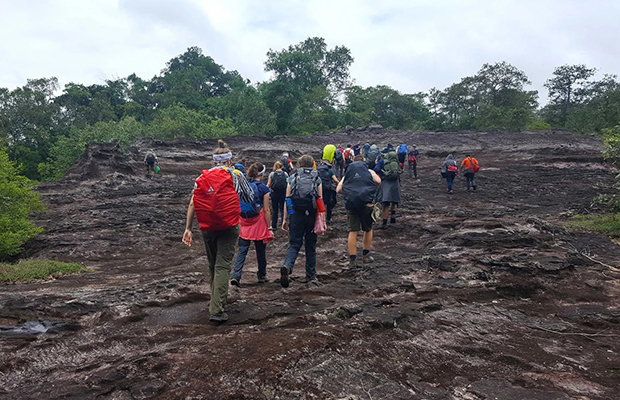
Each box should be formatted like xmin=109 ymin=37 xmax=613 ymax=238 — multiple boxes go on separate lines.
xmin=336 ymin=177 xmax=345 ymax=194
xmin=282 ymin=183 xmax=292 ymax=231
xmin=331 ymin=175 xmax=340 ymax=185
xmin=263 ymin=193 xmax=271 ymax=226
xmin=317 ymin=183 xmax=323 ymax=199
xmin=370 ymin=170 xmax=381 ymax=185
xmin=266 ymin=175 xmax=272 ymax=188
xmin=182 ymin=197 xmax=195 ymax=247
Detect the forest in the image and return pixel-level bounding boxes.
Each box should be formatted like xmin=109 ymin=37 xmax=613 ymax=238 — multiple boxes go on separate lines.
xmin=2 ymin=36 xmax=620 ymax=257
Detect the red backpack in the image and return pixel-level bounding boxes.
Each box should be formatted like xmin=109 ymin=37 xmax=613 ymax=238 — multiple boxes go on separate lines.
xmin=193 ymin=168 xmax=240 ymax=231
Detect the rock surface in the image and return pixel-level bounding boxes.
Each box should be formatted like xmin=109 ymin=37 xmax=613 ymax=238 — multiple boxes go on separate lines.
xmin=1 ymin=130 xmax=619 ymax=399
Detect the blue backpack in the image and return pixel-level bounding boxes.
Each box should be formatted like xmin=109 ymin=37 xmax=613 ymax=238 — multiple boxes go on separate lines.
xmin=398 ymin=144 xmax=408 ymax=155
xmin=240 ymin=180 xmax=262 ymax=218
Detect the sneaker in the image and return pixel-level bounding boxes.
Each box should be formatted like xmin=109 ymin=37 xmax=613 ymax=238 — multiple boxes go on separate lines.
xmin=209 ymin=312 xmax=229 ymax=323
xmin=448 ymin=189 xmax=453 ymax=194
xmin=230 ymin=278 xmax=240 ymax=287
xmin=307 ymin=276 xmax=322 ymax=287
xmin=363 ymin=254 xmax=374 ymax=263
xmin=257 ymin=276 xmax=267 ymax=284
xmin=348 ymin=258 xmax=359 ymax=269
xmin=280 ymin=266 xmax=290 ymax=288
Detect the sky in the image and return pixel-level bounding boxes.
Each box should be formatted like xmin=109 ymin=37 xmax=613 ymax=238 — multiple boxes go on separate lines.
xmin=1 ymin=0 xmax=619 ymax=105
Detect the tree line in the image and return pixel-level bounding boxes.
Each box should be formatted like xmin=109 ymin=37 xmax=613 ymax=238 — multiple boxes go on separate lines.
xmin=2 ymin=36 xmax=620 ymax=257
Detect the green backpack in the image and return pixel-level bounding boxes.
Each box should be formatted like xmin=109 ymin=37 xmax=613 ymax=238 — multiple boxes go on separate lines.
xmin=383 ymin=152 xmax=402 ymax=181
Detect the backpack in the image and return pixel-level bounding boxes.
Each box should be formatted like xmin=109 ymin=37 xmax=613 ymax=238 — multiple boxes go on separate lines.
xmin=289 ymin=168 xmax=320 ymax=210
xmin=271 ymin=170 xmax=287 ymax=191
xmin=471 ymin=158 xmax=480 ymax=173
xmin=383 ymin=152 xmax=402 ymax=181
xmin=344 ymin=149 xmax=354 ymax=164
xmin=334 ymin=150 xmax=344 ymax=166
xmin=367 ymin=145 xmax=379 ymax=164
xmin=342 ymin=162 xmax=377 ymax=211
xmin=281 ymin=157 xmax=291 ymax=173
xmin=239 ymin=180 xmax=262 ymax=219
xmin=407 ymin=152 xmax=417 ymax=165
xmin=398 ymin=144 xmax=408 ymax=155
xmin=317 ymin=164 xmax=333 ymax=192
xmin=193 ymin=168 xmax=240 ymax=231
xmin=146 ymin=153 xmax=155 ymax=164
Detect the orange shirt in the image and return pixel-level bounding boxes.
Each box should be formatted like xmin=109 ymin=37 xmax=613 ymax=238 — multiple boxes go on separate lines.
xmin=461 ymin=157 xmax=478 ymax=169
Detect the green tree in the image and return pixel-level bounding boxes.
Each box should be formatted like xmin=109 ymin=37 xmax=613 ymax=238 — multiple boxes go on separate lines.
xmin=0 ymin=148 xmax=44 ymax=258
xmin=543 ymin=64 xmax=597 ymax=127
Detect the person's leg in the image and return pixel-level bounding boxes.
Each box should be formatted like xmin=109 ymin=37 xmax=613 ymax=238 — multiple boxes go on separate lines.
xmin=362 ymin=230 xmax=373 ymax=251
xmin=255 ymin=240 xmax=267 ymax=279
xmin=231 ymin=238 xmax=250 ymax=282
xmin=202 ymin=231 xmax=217 ymax=296
xmin=304 ymin=212 xmax=318 ymax=279
xmin=413 ymin=163 xmax=417 ymax=178
xmin=283 ymin=212 xmax=304 ymax=271
xmin=472 ymin=174 xmax=477 ymax=191
xmin=379 ymin=202 xmax=389 ymax=229
xmin=447 ymin=175 xmax=454 ymax=191
xmin=209 ymin=225 xmax=239 ymax=316
xmin=348 ymin=231 xmax=358 ymax=256
xmin=390 ymin=203 xmax=397 ymax=224
xmin=270 ymin=195 xmax=279 ymax=230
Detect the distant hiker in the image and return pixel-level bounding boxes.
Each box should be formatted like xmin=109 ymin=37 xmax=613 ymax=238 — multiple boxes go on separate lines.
xmin=333 ymin=145 xmax=345 ymax=178
xmin=459 ymin=154 xmax=479 ymax=192
xmin=182 ymin=140 xmax=255 ymax=323
xmin=366 ymin=143 xmax=379 ymax=169
xmin=337 ymin=155 xmax=381 ymax=268
xmin=375 ymin=150 xmax=402 ymax=229
xmin=144 ymin=149 xmax=158 ymax=175
xmin=397 ymin=142 xmax=408 ymax=168
xmin=440 ymin=154 xmax=458 ymax=193
xmin=353 ymin=143 xmax=361 ymax=156
xmin=280 ymin=152 xmax=293 ymax=174
xmin=407 ymin=145 xmax=420 ymax=179
xmin=281 ymin=155 xmax=324 ymax=288
xmin=322 ymin=143 xmax=337 ymax=164
xmin=234 ymin=163 xmax=246 ymax=176
xmin=230 ymin=163 xmax=273 ymax=286
xmin=343 ymin=144 xmax=355 ymax=167
xmin=317 ymin=159 xmax=340 ymax=223
xmin=362 ymin=142 xmax=371 ymax=158
xmin=267 ymin=161 xmax=289 ymax=231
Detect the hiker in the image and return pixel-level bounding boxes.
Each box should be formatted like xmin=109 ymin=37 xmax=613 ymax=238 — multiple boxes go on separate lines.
xmin=407 ymin=146 xmax=419 ymax=178
xmin=362 ymin=142 xmax=371 ymax=159
xmin=353 ymin=143 xmax=361 ymax=156
xmin=230 ymin=163 xmax=273 ymax=286
xmin=343 ymin=144 xmax=354 ymax=168
xmin=267 ymin=161 xmax=289 ymax=231
xmin=375 ymin=149 xmax=402 ymax=230
xmin=333 ymin=144 xmax=345 ymax=179
xmin=280 ymin=155 xmax=324 ymax=288
xmin=144 ymin=149 xmax=158 ymax=175
xmin=366 ymin=143 xmax=379 ymax=169
xmin=440 ymin=154 xmax=458 ymax=193
xmin=397 ymin=142 xmax=408 ymax=169
xmin=459 ymin=154 xmax=479 ymax=192
xmin=337 ymin=155 xmax=381 ymax=268
xmin=182 ymin=140 xmax=255 ymax=323
xmin=280 ymin=152 xmax=294 ymax=174
xmin=234 ymin=163 xmax=246 ymax=176
xmin=317 ymin=159 xmax=340 ymax=223
xmin=322 ymin=143 xmax=337 ymax=164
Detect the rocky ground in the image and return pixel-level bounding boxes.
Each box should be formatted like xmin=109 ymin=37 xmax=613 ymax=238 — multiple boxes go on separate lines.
xmin=1 ymin=129 xmax=619 ymax=400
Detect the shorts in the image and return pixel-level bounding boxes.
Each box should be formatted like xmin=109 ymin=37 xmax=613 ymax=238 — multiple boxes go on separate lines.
xmin=347 ymin=206 xmax=374 ymax=232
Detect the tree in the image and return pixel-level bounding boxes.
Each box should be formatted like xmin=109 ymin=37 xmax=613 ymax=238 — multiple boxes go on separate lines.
xmin=543 ymin=64 xmax=597 ymax=127
xmin=0 ymin=148 xmax=44 ymax=258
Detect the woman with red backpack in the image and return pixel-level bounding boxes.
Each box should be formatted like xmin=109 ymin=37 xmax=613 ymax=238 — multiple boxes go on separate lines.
xmin=459 ymin=154 xmax=479 ymax=192
xmin=440 ymin=154 xmax=458 ymax=193
xmin=182 ymin=140 xmax=255 ymax=323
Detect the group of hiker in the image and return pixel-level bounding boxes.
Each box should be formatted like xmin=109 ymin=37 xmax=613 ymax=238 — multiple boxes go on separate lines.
xmin=180 ymin=139 xmax=480 ymax=323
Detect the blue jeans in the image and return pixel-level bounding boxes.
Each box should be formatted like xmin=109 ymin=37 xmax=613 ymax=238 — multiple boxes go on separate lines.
xmin=464 ymin=172 xmax=476 ymax=190
xmin=283 ymin=209 xmax=318 ymax=278
xmin=232 ymin=238 xmax=267 ymax=281
xmin=446 ymin=172 xmax=456 ymax=190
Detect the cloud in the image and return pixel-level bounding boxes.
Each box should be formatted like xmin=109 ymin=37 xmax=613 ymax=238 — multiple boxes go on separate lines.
xmin=1 ymin=0 xmax=619 ymax=106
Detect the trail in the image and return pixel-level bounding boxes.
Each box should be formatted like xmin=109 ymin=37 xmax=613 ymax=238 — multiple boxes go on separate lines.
xmin=1 ymin=130 xmax=619 ymax=400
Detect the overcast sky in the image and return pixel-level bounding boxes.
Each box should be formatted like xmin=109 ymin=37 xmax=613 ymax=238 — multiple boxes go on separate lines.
xmin=1 ymin=0 xmax=619 ymax=105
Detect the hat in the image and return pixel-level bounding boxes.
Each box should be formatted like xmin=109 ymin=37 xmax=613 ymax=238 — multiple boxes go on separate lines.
xmin=234 ymin=163 xmax=246 ymax=173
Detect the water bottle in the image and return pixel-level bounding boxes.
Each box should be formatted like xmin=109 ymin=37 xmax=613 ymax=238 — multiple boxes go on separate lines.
xmin=286 ymin=197 xmax=295 ymax=214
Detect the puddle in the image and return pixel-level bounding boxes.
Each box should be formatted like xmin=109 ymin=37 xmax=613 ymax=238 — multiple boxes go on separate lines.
xmin=0 ymin=319 xmax=78 ymax=336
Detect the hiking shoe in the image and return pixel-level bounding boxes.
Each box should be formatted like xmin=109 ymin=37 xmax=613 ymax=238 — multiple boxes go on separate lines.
xmin=390 ymin=217 xmax=396 ymax=224
xmin=448 ymin=189 xmax=453 ymax=194
xmin=376 ymin=224 xmax=388 ymax=230
xmin=209 ymin=312 xmax=229 ymax=323
xmin=257 ymin=275 xmax=267 ymax=284
xmin=348 ymin=258 xmax=359 ymax=269
xmin=307 ymin=276 xmax=322 ymax=287
xmin=230 ymin=278 xmax=240 ymax=287
xmin=280 ymin=266 xmax=290 ymax=288
xmin=363 ymin=254 xmax=374 ymax=264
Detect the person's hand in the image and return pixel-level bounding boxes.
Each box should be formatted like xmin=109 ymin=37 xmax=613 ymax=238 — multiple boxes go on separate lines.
xmin=182 ymin=229 xmax=193 ymax=247
xmin=282 ymin=220 xmax=288 ymax=232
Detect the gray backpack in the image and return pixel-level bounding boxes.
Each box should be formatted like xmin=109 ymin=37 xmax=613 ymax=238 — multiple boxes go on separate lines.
xmin=290 ymin=168 xmax=320 ymax=210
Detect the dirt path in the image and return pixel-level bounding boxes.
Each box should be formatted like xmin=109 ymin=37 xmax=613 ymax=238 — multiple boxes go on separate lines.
xmin=1 ymin=130 xmax=619 ymax=399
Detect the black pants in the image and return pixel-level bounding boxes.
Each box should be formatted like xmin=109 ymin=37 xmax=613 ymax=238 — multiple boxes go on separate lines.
xmin=271 ymin=191 xmax=286 ymax=230
xmin=324 ymin=189 xmax=337 ymax=222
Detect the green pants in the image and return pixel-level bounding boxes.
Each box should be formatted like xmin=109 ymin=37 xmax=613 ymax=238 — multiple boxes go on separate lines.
xmin=201 ymin=225 xmax=239 ymax=315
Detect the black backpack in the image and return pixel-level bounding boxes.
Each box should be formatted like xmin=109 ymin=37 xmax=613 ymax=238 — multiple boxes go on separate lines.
xmin=317 ymin=165 xmax=333 ymax=191
xmin=342 ymin=162 xmax=377 ymax=211
xmin=334 ymin=150 xmax=344 ymax=166
xmin=271 ymin=170 xmax=288 ymax=191
xmin=289 ymin=168 xmax=320 ymax=210
xmin=281 ymin=157 xmax=291 ymax=173
xmin=146 ymin=154 xmax=155 ymax=164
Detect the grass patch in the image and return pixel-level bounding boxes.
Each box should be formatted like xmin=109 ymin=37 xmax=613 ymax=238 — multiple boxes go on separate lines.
xmin=0 ymin=260 xmax=88 ymax=283
xmin=567 ymin=214 xmax=620 ymax=237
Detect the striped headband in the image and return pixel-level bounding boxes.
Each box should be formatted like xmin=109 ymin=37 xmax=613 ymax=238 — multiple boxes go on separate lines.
xmin=213 ymin=152 xmax=233 ymax=163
